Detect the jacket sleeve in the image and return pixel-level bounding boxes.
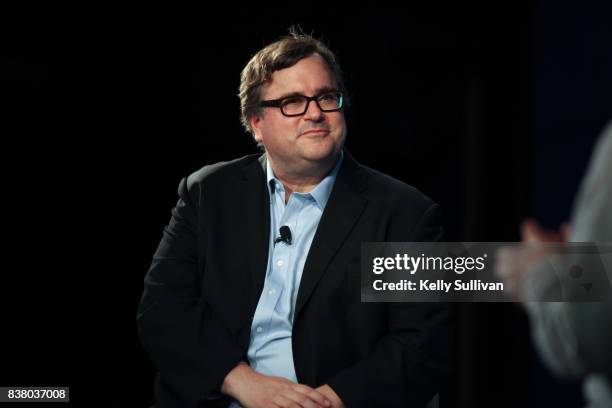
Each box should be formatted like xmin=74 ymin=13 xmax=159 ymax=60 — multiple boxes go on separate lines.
xmin=136 ymin=176 xmax=244 ymax=407
xmin=326 ymin=203 xmax=451 ymax=408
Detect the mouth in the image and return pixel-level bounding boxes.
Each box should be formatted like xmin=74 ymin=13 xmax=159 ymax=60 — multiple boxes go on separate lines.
xmin=301 ymin=129 xmax=330 ymax=136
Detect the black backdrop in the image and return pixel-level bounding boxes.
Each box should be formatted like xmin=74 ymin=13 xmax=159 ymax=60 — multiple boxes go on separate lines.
xmin=2 ymin=3 xmax=611 ymax=407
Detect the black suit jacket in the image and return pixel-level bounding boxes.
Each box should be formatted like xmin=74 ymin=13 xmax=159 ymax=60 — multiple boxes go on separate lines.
xmin=137 ymin=151 xmax=450 ymax=408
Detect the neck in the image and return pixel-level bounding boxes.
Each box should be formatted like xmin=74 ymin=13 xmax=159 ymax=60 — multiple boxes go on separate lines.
xmin=268 ymin=153 xmax=339 ymax=201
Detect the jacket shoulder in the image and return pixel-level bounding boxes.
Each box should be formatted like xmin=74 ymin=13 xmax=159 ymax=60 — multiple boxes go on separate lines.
xmin=185 ymin=154 xmax=261 ymax=190
xmin=354 ymin=162 xmax=442 ymax=240
xmin=359 ymin=163 xmax=436 ymax=210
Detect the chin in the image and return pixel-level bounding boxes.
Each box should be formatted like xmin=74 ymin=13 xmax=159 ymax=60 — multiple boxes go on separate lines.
xmin=301 ymin=143 xmax=340 ymax=162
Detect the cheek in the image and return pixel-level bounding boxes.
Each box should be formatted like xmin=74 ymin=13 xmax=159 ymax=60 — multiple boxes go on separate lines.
xmin=331 ymin=115 xmax=347 ymax=135
xmin=259 ymin=126 xmax=283 ymax=147
xmin=263 ymin=120 xmax=297 ymax=141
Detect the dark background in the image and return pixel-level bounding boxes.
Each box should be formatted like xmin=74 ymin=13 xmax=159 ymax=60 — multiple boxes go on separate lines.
xmin=2 ymin=2 xmax=611 ymax=407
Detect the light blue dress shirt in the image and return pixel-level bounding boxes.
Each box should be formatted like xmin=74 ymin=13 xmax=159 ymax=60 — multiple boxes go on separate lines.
xmin=247 ymin=153 xmax=343 ymax=382
xmin=228 ymin=152 xmax=342 ymax=407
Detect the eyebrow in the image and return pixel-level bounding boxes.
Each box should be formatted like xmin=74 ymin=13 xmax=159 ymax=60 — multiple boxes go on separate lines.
xmin=271 ymin=86 xmax=339 ymax=101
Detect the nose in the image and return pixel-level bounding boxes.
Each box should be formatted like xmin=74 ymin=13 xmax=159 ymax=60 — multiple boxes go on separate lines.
xmin=303 ymin=99 xmax=324 ymax=121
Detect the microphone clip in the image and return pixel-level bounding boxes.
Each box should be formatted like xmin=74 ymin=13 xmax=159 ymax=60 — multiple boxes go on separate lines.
xmin=274 ymin=225 xmax=292 ymax=245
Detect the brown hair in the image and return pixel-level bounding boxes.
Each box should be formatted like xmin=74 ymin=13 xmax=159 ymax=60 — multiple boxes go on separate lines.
xmin=239 ymin=27 xmax=348 ymax=136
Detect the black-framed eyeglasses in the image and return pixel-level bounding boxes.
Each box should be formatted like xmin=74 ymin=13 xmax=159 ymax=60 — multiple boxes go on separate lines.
xmin=259 ymin=91 xmax=344 ymax=117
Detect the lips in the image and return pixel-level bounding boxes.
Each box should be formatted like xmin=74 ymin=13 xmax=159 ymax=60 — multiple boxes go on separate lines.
xmin=301 ymin=129 xmax=330 ymax=136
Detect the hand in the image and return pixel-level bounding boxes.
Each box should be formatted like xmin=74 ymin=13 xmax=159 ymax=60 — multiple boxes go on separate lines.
xmin=495 ymin=219 xmax=570 ymax=300
xmin=315 ymin=384 xmax=345 ymax=408
xmin=521 ymin=218 xmax=570 ymax=243
xmin=221 ymin=363 xmax=332 ymax=408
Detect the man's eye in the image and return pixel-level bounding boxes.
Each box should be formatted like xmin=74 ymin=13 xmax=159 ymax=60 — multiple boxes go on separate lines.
xmin=319 ymin=93 xmax=337 ymax=102
xmin=282 ymin=97 xmax=304 ymax=106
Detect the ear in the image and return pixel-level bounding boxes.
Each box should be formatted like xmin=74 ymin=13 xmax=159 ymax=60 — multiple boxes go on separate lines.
xmin=250 ymin=114 xmax=264 ymax=143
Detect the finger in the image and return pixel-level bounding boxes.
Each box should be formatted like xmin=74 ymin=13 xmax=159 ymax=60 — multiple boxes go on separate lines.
xmin=521 ymin=219 xmax=543 ymax=242
xmin=274 ymin=394 xmax=303 ymax=408
xmin=283 ymin=389 xmax=327 ymax=408
xmin=495 ymin=247 xmax=519 ymax=279
xmin=284 ymin=391 xmax=322 ymax=408
xmin=292 ymin=384 xmax=331 ymax=407
xmin=560 ymin=222 xmax=571 ymax=241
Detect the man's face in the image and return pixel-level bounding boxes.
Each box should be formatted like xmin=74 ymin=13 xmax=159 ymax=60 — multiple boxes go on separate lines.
xmin=250 ymin=53 xmax=347 ymax=170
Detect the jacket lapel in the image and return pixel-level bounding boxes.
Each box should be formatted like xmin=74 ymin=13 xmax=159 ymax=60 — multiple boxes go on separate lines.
xmin=294 ymin=151 xmax=369 ymax=320
xmin=238 ymin=155 xmax=271 ymax=318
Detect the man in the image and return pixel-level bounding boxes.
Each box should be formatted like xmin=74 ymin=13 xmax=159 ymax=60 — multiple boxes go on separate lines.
xmin=495 ymin=122 xmax=612 ymax=407
xmin=137 ymin=29 xmax=450 ymax=408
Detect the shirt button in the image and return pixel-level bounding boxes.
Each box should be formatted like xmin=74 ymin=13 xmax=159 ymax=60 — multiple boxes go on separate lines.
xmin=256 ymin=326 xmax=263 ymax=333
xmin=268 ymin=288 xmax=276 ymax=295
xmin=277 ymin=260 xmax=284 ymax=267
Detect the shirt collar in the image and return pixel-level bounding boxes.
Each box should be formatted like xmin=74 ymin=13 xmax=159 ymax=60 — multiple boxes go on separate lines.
xmin=266 ymin=150 xmax=344 ymax=211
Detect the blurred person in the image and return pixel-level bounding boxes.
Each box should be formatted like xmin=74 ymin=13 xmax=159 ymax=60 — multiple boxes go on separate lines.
xmin=496 ymin=121 xmax=612 ymax=407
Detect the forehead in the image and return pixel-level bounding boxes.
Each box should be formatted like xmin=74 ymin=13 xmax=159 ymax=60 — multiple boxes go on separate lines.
xmin=262 ymin=53 xmax=337 ymax=98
